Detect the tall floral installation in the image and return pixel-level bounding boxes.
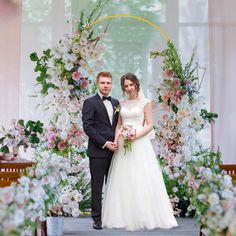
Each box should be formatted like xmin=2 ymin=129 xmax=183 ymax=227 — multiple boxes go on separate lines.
xmin=29 ymin=0 xmax=108 ymax=215
xmin=0 ymin=1 xmax=108 ymax=235
xmin=151 ymin=41 xmax=236 ymax=236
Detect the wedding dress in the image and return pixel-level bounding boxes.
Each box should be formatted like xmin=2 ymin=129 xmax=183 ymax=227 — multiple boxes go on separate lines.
xmin=102 ymin=97 xmax=178 ymax=231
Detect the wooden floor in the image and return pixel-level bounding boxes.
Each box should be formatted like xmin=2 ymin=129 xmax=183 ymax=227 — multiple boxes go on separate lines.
xmin=63 ymin=217 xmax=200 ymax=236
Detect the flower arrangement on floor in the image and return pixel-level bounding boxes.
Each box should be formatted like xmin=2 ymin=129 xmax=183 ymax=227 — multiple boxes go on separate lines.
xmin=0 ymin=152 xmax=71 ymax=235
xmin=151 ymin=41 xmax=236 ymax=235
xmin=185 ymin=149 xmax=236 ymax=236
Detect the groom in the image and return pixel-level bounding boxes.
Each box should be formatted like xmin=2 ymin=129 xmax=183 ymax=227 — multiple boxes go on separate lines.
xmin=82 ymin=71 xmax=119 ymax=230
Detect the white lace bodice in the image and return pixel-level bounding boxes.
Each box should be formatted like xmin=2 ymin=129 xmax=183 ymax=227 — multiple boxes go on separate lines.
xmin=120 ymin=98 xmax=150 ymax=128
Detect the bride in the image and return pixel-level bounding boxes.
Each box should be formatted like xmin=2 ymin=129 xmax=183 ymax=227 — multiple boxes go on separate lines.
xmin=102 ymin=73 xmax=178 ymax=231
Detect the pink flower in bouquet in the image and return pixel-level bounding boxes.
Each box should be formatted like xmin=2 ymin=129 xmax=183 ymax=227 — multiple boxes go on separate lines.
xmin=120 ymin=125 xmax=136 ymax=155
xmin=167 ymin=120 xmax=175 ymax=130
xmin=72 ymin=71 xmax=82 ymax=81
xmin=162 ymin=114 xmax=169 ymax=120
xmin=186 ymin=80 xmax=192 ymax=86
xmin=171 ymin=96 xmax=181 ymax=105
xmin=176 ymin=90 xmax=185 ymax=98
xmin=164 ymin=68 xmax=174 ymax=78
xmin=173 ymin=78 xmax=181 ymax=87
xmin=57 ymin=140 xmax=67 ymax=151
xmin=162 ymin=94 xmax=169 ymax=102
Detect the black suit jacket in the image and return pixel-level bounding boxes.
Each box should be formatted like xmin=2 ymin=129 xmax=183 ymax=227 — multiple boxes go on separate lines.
xmin=82 ymin=93 xmax=119 ymax=158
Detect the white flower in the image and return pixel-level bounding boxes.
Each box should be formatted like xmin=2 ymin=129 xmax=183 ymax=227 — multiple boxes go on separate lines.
xmin=13 ymin=209 xmax=25 ymax=226
xmin=229 ymin=215 xmax=236 ymax=234
xmin=223 ymin=175 xmax=233 ymax=188
xmin=208 ymin=193 xmax=220 ymax=206
xmin=172 ymin=187 xmax=178 ymax=193
xmin=70 ymin=53 xmax=77 ymax=62
xmin=65 ymin=62 xmax=73 ymax=71
xmin=62 ymin=52 xmax=71 ymax=62
xmin=71 ymin=208 xmax=80 ymax=217
xmin=221 ymin=189 xmax=234 ymax=199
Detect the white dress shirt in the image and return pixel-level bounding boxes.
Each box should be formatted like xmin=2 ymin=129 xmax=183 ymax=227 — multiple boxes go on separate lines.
xmin=98 ymin=91 xmax=113 ymax=125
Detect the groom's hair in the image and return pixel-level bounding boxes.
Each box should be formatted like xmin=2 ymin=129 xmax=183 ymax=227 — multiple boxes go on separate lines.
xmin=96 ymin=71 xmax=112 ymax=81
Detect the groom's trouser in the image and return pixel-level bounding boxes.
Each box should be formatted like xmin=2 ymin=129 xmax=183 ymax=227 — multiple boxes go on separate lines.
xmin=89 ymin=155 xmax=112 ymax=223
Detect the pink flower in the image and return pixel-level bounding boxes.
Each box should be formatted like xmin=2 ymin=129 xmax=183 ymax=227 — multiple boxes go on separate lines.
xmin=80 ymin=78 xmax=88 ymax=89
xmin=72 ymin=71 xmax=82 ymax=81
xmin=162 ymin=94 xmax=169 ymax=102
xmin=164 ymin=69 xmax=174 ymax=78
xmin=48 ymin=142 xmax=55 ymax=149
xmin=168 ymin=120 xmax=175 ymax=130
xmin=173 ymin=79 xmax=181 ymax=87
xmin=186 ymin=80 xmax=192 ymax=86
xmin=176 ymin=90 xmax=185 ymax=97
xmin=162 ymin=114 xmax=169 ymax=120
xmin=57 ymin=140 xmax=67 ymax=151
xmin=47 ymin=127 xmax=55 ymax=132
xmin=47 ymin=133 xmax=57 ymax=142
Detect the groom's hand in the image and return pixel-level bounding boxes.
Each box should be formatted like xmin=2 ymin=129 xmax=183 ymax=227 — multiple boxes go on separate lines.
xmin=105 ymin=141 xmax=118 ymax=151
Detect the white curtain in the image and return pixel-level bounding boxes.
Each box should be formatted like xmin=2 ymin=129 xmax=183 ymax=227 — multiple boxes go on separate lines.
xmin=209 ymin=0 xmax=236 ymax=163
xmin=0 ymin=0 xmax=22 ymax=128
xmin=19 ymin=0 xmax=72 ymax=124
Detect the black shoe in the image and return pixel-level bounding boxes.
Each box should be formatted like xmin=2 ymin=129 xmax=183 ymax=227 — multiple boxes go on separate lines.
xmin=93 ymin=221 xmax=102 ymax=230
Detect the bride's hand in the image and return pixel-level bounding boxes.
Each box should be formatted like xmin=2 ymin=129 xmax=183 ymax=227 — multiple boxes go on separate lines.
xmin=113 ymin=140 xmax=118 ymax=147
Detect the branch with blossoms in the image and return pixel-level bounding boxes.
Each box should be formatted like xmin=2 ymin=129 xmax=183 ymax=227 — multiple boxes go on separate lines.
xmin=151 ymin=41 xmax=218 ymax=215
xmin=43 ymin=123 xmax=86 ymax=157
xmin=30 ymin=1 xmax=109 ymax=116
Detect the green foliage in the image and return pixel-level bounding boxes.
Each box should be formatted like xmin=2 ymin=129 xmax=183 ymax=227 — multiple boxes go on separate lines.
xmin=200 ymin=108 xmax=218 ymax=123
xmin=151 ymin=41 xmax=199 ymax=84
xmin=29 ymin=49 xmax=54 ymax=95
xmin=0 ymin=145 xmax=9 ymax=154
xmin=192 ymin=148 xmax=222 ymax=170
xmin=150 ymin=41 xmax=184 ymax=82
xmin=76 ymin=172 xmax=91 ymax=211
xmin=77 ymin=0 xmax=109 ymax=36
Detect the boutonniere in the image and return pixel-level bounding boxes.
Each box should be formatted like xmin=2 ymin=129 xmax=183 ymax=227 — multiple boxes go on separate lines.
xmin=114 ymin=105 xmax=120 ymax=115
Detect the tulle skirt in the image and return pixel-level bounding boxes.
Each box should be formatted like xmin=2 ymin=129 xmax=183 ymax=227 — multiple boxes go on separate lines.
xmin=102 ymin=133 xmax=178 ymax=231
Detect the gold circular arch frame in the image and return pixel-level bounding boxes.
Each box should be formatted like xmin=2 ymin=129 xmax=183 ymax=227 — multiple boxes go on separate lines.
xmin=85 ymin=13 xmax=169 ymax=41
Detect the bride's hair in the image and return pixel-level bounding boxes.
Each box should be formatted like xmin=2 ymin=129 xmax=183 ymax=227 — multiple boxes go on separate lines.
xmin=120 ymin=73 xmax=140 ymax=93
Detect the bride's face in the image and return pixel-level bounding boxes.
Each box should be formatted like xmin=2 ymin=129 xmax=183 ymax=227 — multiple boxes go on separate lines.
xmin=123 ymin=79 xmax=138 ymax=98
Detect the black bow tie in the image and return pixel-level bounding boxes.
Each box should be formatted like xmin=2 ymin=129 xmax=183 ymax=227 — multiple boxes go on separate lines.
xmin=102 ymin=96 xmax=111 ymax=101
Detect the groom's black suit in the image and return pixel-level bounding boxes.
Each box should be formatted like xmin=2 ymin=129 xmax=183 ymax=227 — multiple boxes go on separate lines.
xmin=82 ymin=93 xmax=119 ymax=223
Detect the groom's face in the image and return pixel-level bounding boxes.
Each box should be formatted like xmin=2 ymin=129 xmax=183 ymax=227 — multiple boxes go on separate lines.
xmin=97 ymin=76 xmax=112 ymax=96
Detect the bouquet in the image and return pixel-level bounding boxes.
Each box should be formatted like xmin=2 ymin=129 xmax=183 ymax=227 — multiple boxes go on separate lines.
xmin=120 ymin=125 xmax=136 ymax=155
